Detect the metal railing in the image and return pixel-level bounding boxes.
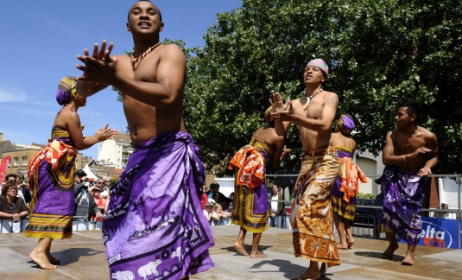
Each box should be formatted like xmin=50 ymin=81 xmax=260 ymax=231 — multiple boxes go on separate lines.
xmin=0 ymin=216 xmax=103 ymax=234
xmin=265 ymin=173 xmax=462 ymax=249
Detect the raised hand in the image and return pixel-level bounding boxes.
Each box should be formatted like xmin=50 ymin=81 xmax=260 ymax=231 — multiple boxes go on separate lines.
xmin=76 ymin=40 xmax=116 ymax=84
xmin=95 ymin=123 xmax=118 ymax=142
xmin=269 ymin=92 xmax=290 ymax=113
xmin=270 ymin=92 xmax=293 ymax=122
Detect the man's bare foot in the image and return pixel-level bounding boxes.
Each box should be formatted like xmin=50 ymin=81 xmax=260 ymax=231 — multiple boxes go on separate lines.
xmin=234 ymin=243 xmax=249 ymax=256
xmin=382 ymin=242 xmax=399 ymax=260
xmin=347 ymin=239 xmax=355 ymax=249
xmin=336 ymin=243 xmax=349 ymax=250
xmin=29 ymin=251 xmax=57 ymax=270
xmin=320 ymin=263 xmax=327 ymax=276
xmin=47 ymin=253 xmax=60 ymax=265
xmin=249 ymin=251 xmax=267 ymax=258
xmin=401 ymin=254 xmax=415 ymax=265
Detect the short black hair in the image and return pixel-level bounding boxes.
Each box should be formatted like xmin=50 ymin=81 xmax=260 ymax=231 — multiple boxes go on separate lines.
xmin=75 ymin=169 xmax=87 ymax=177
xmin=128 ymin=0 xmax=163 ymax=22
xmin=5 ymin=174 xmax=17 ymax=181
xmin=399 ymin=101 xmax=420 ymax=123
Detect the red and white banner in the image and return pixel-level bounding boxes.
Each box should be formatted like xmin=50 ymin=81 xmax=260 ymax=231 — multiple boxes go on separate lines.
xmin=0 ymin=156 xmax=11 ymax=185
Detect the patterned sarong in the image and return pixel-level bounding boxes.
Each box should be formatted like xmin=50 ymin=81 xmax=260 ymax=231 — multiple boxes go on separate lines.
xmin=230 ymin=137 xmax=272 ymax=233
xmin=103 ymin=131 xmax=214 ymax=280
xmin=24 ymin=127 xmax=77 ymax=239
xmin=291 ymin=146 xmax=340 ymax=265
xmin=331 ymin=146 xmax=367 ymax=220
xmin=377 ymin=165 xmax=428 ymax=245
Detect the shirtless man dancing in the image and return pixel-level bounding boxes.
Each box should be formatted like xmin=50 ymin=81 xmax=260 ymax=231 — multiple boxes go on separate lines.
xmin=76 ymin=1 xmax=214 ymax=279
xmin=271 ymin=58 xmax=340 ymax=280
xmin=377 ymin=100 xmax=438 ymax=265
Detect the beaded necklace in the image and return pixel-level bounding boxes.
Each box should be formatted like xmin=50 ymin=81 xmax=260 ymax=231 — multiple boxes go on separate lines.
xmin=302 ymin=88 xmax=323 ymax=110
xmin=130 ymin=42 xmax=162 ymax=72
xmin=64 ymin=104 xmax=75 ymax=112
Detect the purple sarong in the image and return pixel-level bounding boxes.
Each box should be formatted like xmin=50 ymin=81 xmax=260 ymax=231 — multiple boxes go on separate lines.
xmin=24 ymin=132 xmax=76 ymax=239
xmin=376 ymin=165 xmax=428 ymax=245
xmin=103 ymin=131 xmax=214 ymax=280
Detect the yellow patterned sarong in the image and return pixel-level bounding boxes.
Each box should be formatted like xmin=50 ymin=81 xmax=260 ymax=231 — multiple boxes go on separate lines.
xmin=291 ymin=146 xmax=341 ymax=265
xmin=230 ymin=138 xmax=272 ymax=233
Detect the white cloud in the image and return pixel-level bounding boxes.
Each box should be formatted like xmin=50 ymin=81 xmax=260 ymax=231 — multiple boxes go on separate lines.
xmin=0 ymin=87 xmax=27 ymax=102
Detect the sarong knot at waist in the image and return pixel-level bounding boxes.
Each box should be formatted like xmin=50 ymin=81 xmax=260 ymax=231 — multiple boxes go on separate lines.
xmin=303 ymin=145 xmax=335 ymax=157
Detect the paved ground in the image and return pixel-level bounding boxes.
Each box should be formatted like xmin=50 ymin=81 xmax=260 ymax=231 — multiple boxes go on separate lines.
xmin=0 ymin=225 xmax=461 ymax=279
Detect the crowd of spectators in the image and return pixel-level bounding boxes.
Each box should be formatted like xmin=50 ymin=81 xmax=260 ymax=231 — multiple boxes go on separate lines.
xmin=0 ymin=170 xmax=115 ymax=233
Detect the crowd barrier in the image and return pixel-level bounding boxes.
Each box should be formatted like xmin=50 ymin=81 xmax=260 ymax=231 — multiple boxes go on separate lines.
xmin=1 ymin=174 xmax=459 ymax=249
xmin=0 ymin=216 xmax=104 ymax=234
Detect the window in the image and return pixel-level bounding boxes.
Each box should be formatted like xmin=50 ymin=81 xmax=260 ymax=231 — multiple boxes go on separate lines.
xmin=14 ymin=157 xmax=19 ymax=166
xmin=22 ymin=156 xmax=28 ymax=166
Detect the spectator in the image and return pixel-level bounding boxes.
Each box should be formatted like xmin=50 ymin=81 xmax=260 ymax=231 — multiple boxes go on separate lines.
xmin=89 ymin=183 xmax=105 ymax=222
xmin=103 ymin=177 xmax=112 ymax=192
xmin=210 ymin=184 xmax=232 ymax=210
xmin=203 ymin=201 xmax=214 ymax=224
xmin=100 ymin=190 xmax=110 ymax=214
xmin=206 ymin=183 xmax=219 ymax=199
xmin=16 ymin=173 xmax=32 ymax=205
xmin=200 ymin=185 xmax=208 ymax=210
xmin=269 ymin=185 xmax=284 ymax=228
xmin=212 ymin=203 xmax=232 ymax=226
xmin=73 ymin=170 xmax=102 ymax=228
xmin=0 ymin=182 xmax=29 ymax=222
xmin=227 ymin=192 xmax=234 ymax=213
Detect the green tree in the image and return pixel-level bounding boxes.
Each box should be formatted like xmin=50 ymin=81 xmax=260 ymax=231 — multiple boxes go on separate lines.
xmin=182 ymin=0 xmax=461 ymax=175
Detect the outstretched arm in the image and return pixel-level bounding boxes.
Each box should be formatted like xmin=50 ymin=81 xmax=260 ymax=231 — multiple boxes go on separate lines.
xmin=64 ymin=109 xmax=117 ymax=150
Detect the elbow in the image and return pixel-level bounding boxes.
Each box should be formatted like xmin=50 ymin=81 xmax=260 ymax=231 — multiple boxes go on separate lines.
xmin=74 ymin=144 xmax=86 ymax=150
xmin=156 ymin=95 xmax=177 ymax=109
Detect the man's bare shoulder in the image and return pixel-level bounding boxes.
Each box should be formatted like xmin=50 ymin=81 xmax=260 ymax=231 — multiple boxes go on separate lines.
xmin=113 ymin=53 xmax=129 ymax=60
xmin=418 ymin=126 xmax=437 ymax=140
xmin=322 ymin=90 xmax=338 ymax=105
xmin=159 ymin=43 xmax=185 ymax=58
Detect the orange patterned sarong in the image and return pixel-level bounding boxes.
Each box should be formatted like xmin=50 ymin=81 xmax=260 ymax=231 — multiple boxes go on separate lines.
xmin=291 ymin=146 xmax=341 ymax=266
xmin=228 ymin=145 xmax=266 ymax=188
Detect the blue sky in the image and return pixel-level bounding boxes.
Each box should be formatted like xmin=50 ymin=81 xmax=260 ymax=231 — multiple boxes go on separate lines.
xmin=0 ymin=0 xmax=242 ymax=159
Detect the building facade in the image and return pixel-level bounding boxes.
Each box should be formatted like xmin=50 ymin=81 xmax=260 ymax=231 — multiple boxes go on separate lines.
xmin=97 ymin=133 xmax=133 ymax=169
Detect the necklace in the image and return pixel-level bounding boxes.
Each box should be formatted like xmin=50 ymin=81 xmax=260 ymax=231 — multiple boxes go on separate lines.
xmin=130 ymin=42 xmax=162 ymax=72
xmin=64 ymin=104 xmax=75 ymax=112
xmin=302 ymin=88 xmax=323 ymax=110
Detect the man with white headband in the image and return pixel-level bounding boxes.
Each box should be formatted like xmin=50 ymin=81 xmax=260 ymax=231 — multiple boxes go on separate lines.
xmin=271 ymin=58 xmax=340 ymax=279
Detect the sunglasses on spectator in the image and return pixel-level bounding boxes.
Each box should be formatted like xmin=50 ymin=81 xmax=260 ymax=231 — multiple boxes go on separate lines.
xmin=8 ymin=180 xmax=16 ymax=183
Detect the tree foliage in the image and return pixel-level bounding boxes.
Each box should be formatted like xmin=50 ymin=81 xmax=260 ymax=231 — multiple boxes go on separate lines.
xmin=183 ymin=0 xmax=461 ymax=175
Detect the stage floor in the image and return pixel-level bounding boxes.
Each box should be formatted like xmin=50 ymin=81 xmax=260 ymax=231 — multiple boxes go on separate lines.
xmin=1 ymin=225 xmax=461 ymax=279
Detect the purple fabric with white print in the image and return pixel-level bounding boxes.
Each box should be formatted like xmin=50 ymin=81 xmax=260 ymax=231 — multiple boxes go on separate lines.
xmin=103 ymin=131 xmax=214 ymax=280
xmin=377 ymin=165 xmax=429 ymax=245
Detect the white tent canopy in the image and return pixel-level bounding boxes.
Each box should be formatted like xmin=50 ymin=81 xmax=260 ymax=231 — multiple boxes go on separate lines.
xmin=82 ymin=164 xmax=98 ymax=179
